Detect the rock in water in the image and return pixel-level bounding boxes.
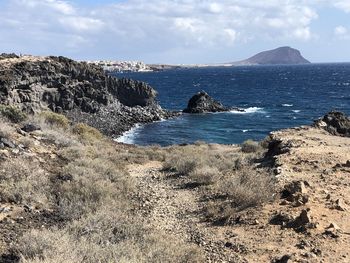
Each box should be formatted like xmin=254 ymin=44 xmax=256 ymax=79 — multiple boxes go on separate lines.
xmin=315 ymin=111 xmax=350 ymax=137
xmin=183 ymin=91 xmax=229 ymax=113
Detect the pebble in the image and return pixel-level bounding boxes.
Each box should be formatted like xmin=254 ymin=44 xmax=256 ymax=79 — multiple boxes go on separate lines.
xmin=335 ymin=198 xmax=347 ymax=211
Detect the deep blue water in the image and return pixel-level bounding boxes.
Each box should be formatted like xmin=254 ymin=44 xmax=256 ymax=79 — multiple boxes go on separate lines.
xmin=113 ymin=64 xmax=350 ymax=146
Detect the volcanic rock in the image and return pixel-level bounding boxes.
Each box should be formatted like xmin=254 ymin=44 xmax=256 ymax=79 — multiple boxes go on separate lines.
xmin=21 ymin=123 xmax=41 ymax=133
xmin=0 ymin=55 xmax=176 ymax=137
xmin=315 ymin=111 xmax=350 ymax=137
xmin=183 ymin=91 xmax=241 ymax=113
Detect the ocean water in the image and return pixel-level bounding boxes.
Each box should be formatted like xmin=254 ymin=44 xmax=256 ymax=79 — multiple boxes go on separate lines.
xmin=113 ymin=63 xmax=350 ymax=146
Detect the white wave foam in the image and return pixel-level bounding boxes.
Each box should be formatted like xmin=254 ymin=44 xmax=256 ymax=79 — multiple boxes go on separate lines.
xmin=292 ymin=110 xmax=301 ymax=113
xmin=242 ymin=129 xmax=249 ymax=133
xmin=230 ymin=107 xmax=264 ymax=114
xmin=115 ymin=124 xmax=142 ymax=144
xmin=282 ymin=104 xmax=293 ymax=107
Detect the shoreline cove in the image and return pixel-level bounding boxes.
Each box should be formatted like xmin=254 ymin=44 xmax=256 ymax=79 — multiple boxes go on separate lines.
xmin=115 ymin=124 xmax=143 ymax=144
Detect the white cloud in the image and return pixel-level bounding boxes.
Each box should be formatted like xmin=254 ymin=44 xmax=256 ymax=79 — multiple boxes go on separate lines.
xmin=59 ymin=17 xmax=104 ymax=32
xmin=333 ymin=0 xmax=350 ymax=13
xmin=334 ymin=25 xmax=350 ymax=39
xmin=293 ymin=27 xmax=312 ymax=41
xmin=19 ymin=0 xmax=75 ymax=15
xmin=223 ymin=29 xmax=238 ymax=44
xmin=335 ymin=25 xmax=347 ymax=35
xmin=0 ymin=0 xmax=349 ymax=62
xmin=208 ymin=3 xmax=222 ymax=13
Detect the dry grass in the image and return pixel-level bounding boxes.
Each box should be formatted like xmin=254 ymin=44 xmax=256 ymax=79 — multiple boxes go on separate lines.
xmin=241 ymin=139 xmax=262 ymax=153
xmin=0 ymin=111 xmax=274 ymax=261
xmin=163 ymin=143 xmax=275 ymax=220
xmin=0 ymin=158 xmax=52 ymax=207
xmin=72 ymin=123 xmax=103 ymax=142
xmin=0 ymin=119 xmax=15 ymax=139
xmin=0 ymin=114 xmax=204 ymax=262
xmin=16 ymin=206 xmax=203 ymax=263
xmin=39 ymin=111 xmax=70 ymax=129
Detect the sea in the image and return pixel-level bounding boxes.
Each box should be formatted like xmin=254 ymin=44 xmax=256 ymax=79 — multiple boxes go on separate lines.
xmin=113 ymin=63 xmax=350 ymax=146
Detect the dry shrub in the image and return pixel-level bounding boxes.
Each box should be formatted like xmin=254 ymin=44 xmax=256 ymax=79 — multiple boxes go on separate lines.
xmin=163 ymin=143 xmax=274 ymax=220
xmin=0 ymin=119 xmax=15 ymax=138
xmin=72 ymin=123 xmax=103 ymax=141
xmin=56 ymin=155 xmax=131 ymax=220
xmin=41 ymin=128 xmax=78 ymax=147
xmin=18 ymin=136 xmax=34 ymax=149
xmin=163 ymin=144 xmax=244 ymax=176
xmin=0 ymin=104 xmax=27 ymax=123
xmin=0 ymin=158 xmax=51 ymax=207
xmin=219 ymin=168 xmax=274 ymax=210
xmin=241 ymin=139 xmax=262 ymax=153
xmin=16 ymin=206 xmax=204 ymax=263
xmin=189 ymin=166 xmax=221 ymax=186
xmin=205 ymin=167 xmax=275 ymax=222
xmin=57 ymin=144 xmax=86 ymax=161
xmin=39 ymin=111 xmax=69 ymax=129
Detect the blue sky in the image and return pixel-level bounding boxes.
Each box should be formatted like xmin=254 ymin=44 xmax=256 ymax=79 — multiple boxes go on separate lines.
xmin=1 ymin=0 xmax=350 ymax=63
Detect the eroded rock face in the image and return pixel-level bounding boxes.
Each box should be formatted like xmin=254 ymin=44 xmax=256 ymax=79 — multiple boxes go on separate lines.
xmin=0 ymin=56 xmax=157 ymax=113
xmin=0 ymin=55 xmax=174 ymax=137
xmin=315 ymin=111 xmax=350 ymax=137
xmin=183 ymin=91 xmax=229 ymax=113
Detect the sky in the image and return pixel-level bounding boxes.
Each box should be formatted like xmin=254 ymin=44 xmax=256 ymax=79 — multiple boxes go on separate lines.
xmin=0 ymin=0 xmax=350 ymax=64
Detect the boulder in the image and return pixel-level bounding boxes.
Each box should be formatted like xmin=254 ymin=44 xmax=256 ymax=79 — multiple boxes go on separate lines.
xmin=183 ymin=91 xmax=230 ymax=113
xmin=21 ymin=123 xmax=41 ymax=133
xmin=281 ymin=180 xmax=309 ymax=206
xmin=315 ymin=111 xmax=350 ymax=137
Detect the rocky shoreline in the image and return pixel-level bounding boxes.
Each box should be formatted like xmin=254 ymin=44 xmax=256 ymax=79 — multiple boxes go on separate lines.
xmin=0 ymin=54 xmax=179 ymax=137
xmin=0 ymin=53 xmax=349 ymax=262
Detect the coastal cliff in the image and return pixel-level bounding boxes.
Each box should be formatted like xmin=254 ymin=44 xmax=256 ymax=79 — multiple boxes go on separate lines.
xmin=0 ymin=54 xmax=174 ymax=136
xmin=0 ymin=53 xmax=349 ymax=262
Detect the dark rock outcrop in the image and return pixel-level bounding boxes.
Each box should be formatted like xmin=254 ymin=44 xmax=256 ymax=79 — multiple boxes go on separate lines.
xmin=0 ymin=56 xmax=157 ymax=113
xmin=314 ymin=111 xmax=350 ymax=137
xmin=0 ymin=53 xmax=19 ymax=60
xmin=183 ymin=91 xmax=229 ymax=113
xmin=0 ymin=55 xmax=176 ymax=137
xmin=235 ymin=46 xmax=310 ymax=65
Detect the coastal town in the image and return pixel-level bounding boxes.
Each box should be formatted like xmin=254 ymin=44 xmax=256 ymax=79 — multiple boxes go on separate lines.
xmin=86 ymin=60 xmax=153 ymax=73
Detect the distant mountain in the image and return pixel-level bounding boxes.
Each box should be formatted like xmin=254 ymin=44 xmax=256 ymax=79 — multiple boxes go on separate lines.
xmin=233 ymin=46 xmax=310 ymax=65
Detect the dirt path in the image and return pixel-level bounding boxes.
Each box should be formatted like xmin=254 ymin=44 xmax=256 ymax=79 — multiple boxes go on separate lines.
xmin=127 ymin=161 xmax=244 ymax=263
xmin=127 ymin=126 xmax=350 ymax=263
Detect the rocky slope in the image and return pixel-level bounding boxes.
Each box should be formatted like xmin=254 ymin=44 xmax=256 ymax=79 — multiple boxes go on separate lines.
xmin=0 ymin=107 xmax=349 ymax=262
xmin=0 ymin=54 xmax=175 ymax=136
xmin=127 ymin=119 xmax=350 ymax=262
xmin=234 ymin=46 xmax=310 ymax=65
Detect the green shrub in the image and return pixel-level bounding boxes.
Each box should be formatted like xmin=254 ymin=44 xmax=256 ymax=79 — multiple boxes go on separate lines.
xmin=72 ymin=123 xmax=103 ymax=141
xmin=0 ymin=104 xmax=27 ymax=123
xmin=40 ymin=111 xmax=69 ymax=129
xmin=241 ymin=139 xmax=261 ymax=153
